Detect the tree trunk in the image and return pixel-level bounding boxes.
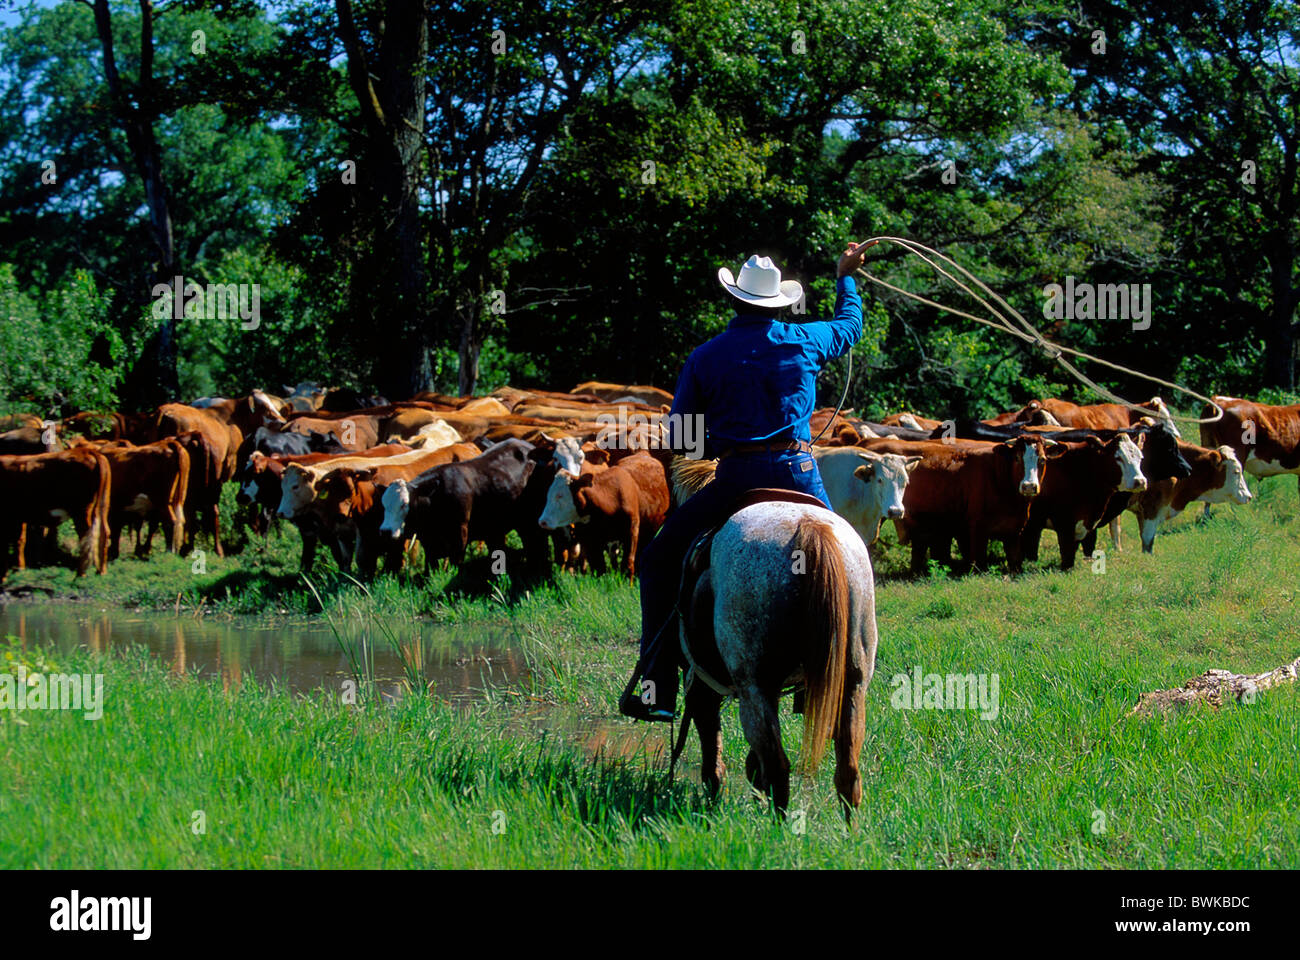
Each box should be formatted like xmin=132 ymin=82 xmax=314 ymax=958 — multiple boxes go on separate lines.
xmin=93 ymin=0 xmax=179 ymax=406
xmin=1129 ymin=655 xmax=1300 ymax=716
xmin=336 ymin=0 xmax=428 ymax=402
xmin=385 ymin=0 xmax=429 ymax=400
xmin=456 ymin=258 xmax=489 ymax=396
xmin=457 ymin=309 xmax=482 ymax=397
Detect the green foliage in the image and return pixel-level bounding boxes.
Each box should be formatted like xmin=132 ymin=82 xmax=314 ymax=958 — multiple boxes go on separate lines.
xmin=3 ymin=476 xmax=1300 ymax=867
xmin=2 ymin=635 xmax=60 ymax=677
xmin=0 ymin=0 xmax=1296 ymax=407
xmin=0 ymin=265 xmax=124 ymax=415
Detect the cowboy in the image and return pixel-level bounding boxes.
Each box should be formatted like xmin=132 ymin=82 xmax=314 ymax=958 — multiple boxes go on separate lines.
xmin=619 ymin=242 xmax=872 ymax=722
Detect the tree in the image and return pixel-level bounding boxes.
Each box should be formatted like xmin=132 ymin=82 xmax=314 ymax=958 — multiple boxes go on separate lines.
xmin=1023 ymin=0 xmax=1300 ymax=389
xmin=333 ymin=0 xmax=429 ymax=400
xmin=85 ymin=0 xmax=180 ymax=404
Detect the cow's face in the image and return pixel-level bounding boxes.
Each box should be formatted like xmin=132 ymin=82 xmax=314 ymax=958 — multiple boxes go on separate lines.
xmin=380 ymin=480 xmax=410 ymax=537
xmin=551 ymin=436 xmax=585 ymax=476
xmin=1206 ymin=447 xmax=1252 ymax=505
xmin=1114 ymin=435 xmax=1148 ymax=491
xmin=852 ymin=453 xmax=917 ymax=521
xmin=277 ymin=465 xmax=316 ymax=518
xmin=1008 ymin=438 xmax=1044 ymax=497
xmin=538 ymin=471 xmax=580 ymax=530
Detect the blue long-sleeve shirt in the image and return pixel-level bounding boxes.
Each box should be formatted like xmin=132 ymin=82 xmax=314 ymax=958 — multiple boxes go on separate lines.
xmin=669 ymin=275 xmax=863 ymax=451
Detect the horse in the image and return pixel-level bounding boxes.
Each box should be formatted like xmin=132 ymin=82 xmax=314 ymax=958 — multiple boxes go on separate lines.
xmin=677 ymin=497 xmax=879 ymax=816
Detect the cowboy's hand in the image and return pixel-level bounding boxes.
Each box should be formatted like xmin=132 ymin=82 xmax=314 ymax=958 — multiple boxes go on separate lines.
xmin=837 ymin=240 xmax=874 ymax=277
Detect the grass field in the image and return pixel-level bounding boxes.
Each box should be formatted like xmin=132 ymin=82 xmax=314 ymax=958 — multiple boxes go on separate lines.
xmin=1 ymin=475 xmax=1298 ymax=868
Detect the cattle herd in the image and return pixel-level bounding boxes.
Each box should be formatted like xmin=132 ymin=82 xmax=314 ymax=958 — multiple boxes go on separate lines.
xmin=0 ymin=381 xmax=1295 ymax=586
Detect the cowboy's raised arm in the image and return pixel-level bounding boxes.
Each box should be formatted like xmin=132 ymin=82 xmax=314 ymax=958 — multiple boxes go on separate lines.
xmin=803 ymin=242 xmax=868 ymax=363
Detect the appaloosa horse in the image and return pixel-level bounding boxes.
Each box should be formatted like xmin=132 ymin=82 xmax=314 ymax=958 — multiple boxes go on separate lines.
xmin=677 ymin=497 xmax=879 ymax=816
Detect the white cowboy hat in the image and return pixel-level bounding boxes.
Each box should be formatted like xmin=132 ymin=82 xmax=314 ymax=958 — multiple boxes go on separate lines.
xmin=717 ymin=255 xmax=803 ymax=309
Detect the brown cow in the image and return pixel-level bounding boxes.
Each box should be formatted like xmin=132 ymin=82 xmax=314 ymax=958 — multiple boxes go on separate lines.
xmin=572 ymin=381 xmax=674 ymax=406
xmin=283 ymin=412 xmax=382 ymax=451
xmin=982 ymin=401 xmax=1063 ymax=426
xmin=0 ymin=424 xmax=57 ymax=455
xmin=153 ymin=395 xmax=281 ymax=555
xmin=537 ymin=451 xmax=669 ymax=580
xmin=1199 ymin=395 xmax=1300 ymax=498
xmin=0 ymin=447 xmax=112 ymax=577
xmin=860 ymin=436 xmax=1050 ymax=574
xmin=1020 ymin=433 xmax=1147 ymax=569
xmin=1126 ymin=442 xmax=1252 ymax=552
xmin=879 ymin=412 xmax=943 ymax=432
xmin=92 ymin=438 xmax=191 ymax=558
xmin=1019 ymin=397 xmax=1177 ymax=435
xmin=62 ymin=411 xmax=126 ymax=441
xmin=158 ymin=428 xmax=236 ymax=556
xmin=236 ymin=444 xmax=410 ymax=571
xmin=490 ymin=387 xmax=606 ymax=411
xmin=307 ymin=443 xmax=481 ymax=575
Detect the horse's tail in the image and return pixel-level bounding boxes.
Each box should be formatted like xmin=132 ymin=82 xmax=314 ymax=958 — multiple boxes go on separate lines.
xmin=669 ymin=456 xmax=718 ymax=506
xmin=793 ymin=517 xmax=849 ymax=774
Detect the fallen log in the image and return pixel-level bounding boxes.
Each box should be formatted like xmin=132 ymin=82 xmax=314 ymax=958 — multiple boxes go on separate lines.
xmin=1129 ymin=655 xmax=1300 ymax=716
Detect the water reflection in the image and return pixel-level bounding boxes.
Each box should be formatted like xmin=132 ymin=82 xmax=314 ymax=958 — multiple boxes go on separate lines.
xmin=1 ymin=603 xmax=696 ymax=771
xmin=0 ymin=602 xmax=525 ymax=702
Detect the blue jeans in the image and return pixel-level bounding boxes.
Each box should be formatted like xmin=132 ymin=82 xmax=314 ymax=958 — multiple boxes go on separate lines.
xmin=632 ymin=450 xmax=829 ymax=714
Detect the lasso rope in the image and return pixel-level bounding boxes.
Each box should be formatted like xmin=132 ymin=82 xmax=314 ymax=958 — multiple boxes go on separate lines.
xmin=852 ymin=236 xmax=1224 ymax=426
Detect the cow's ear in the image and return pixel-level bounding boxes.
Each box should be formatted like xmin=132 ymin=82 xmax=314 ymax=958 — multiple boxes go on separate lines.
xmin=996 ymin=440 xmax=1016 ymax=458
xmin=248 ymin=394 xmax=257 ymax=411
xmin=1043 ymin=440 xmax=1067 ymax=459
xmin=1086 ymin=435 xmax=1105 ymax=449
xmin=354 ymin=468 xmax=375 ymax=483
xmin=574 ymin=473 xmax=595 ymax=489
xmin=905 ymin=455 xmax=923 ymax=472
xmin=584 ymin=446 xmax=609 ymax=465
xmin=853 ymin=463 xmax=874 ymax=482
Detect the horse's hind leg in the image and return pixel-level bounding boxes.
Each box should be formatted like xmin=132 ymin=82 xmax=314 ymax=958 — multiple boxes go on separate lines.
xmin=738 ymin=688 xmax=789 ymax=814
xmin=689 ymin=686 xmax=726 ymax=799
xmin=834 ymin=638 xmax=868 ymax=818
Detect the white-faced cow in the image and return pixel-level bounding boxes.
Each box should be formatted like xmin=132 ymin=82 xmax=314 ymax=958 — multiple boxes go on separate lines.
xmin=812 ymin=447 xmax=920 ymax=547
xmin=1199 ymin=396 xmax=1300 ymax=507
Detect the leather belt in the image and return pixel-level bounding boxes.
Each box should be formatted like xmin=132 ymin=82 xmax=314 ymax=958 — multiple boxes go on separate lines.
xmin=717 ymin=439 xmax=812 ymax=459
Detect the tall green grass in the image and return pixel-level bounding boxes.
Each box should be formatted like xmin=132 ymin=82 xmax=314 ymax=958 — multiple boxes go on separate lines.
xmin=1 ymin=473 xmax=1297 ymax=868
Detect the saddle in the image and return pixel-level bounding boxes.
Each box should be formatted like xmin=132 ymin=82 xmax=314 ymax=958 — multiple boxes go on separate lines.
xmin=676 ymin=487 xmax=829 ymax=700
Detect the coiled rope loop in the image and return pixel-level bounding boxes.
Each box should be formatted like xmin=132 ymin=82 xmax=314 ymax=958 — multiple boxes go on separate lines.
xmin=853 ymin=236 xmax=1224 ymax=426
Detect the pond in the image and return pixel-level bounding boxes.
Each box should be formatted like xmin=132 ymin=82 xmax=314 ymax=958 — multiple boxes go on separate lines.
xmin=0 ymin=601 xmax=689 ymax=770
xmin=0 ymin=601 xmax=526 ymax=703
